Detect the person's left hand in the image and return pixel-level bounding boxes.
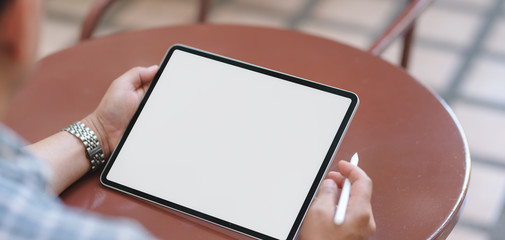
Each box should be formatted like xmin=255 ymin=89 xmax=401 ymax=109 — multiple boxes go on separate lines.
xmin=82 ymin=66 xmax=159 ymax=158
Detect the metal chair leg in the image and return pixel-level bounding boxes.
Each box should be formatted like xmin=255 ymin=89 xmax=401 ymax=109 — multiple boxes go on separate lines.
xmin=198 ymin=0 xmax=211 ymax=23
xmin=401 ymin=23 xmax=415 ymax=69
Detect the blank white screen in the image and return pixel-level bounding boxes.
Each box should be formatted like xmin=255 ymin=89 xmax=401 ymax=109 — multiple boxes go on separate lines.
xmin=106 ymin=49 xmax=352 ymax=239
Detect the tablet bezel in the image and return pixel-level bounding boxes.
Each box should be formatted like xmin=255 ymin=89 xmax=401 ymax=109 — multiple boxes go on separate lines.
xmin=101 ymin=44 xmax=359 ymax=240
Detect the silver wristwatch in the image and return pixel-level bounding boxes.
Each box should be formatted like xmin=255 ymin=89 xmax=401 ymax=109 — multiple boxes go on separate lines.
xmin=63 ymin=121 xmax=105 ymax=172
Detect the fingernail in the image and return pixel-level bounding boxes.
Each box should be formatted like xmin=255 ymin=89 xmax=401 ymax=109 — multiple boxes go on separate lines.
xmin=147 ymin=65 xmax=158 ymax=71
xmin=322 ymin=179 xmax=337 ymax=190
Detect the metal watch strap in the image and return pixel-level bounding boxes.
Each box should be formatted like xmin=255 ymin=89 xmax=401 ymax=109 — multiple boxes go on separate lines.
xmin=63 ymin=121 xmax=105 ymax=172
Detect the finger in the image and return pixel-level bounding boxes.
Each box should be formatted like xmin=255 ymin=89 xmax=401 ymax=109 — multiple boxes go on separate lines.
xmin=327 ymin=171 xmax=345 ymax=188
xmin=117 ymin=66 xmax=158 ymax=89
xmin=369 ymin=208 xmax=376 ymax=232
xmin=337 ymin=161 xmax=373 ymax=222
xmin=313 ymin=179 xmax=338 ymax=211
xmin=337 ymin=160 xmax=371 ymax=186
xmin=337 ymin=161 xmax=372 ymax=200
xmin=138 ymin=65 xmax=159 ymax=88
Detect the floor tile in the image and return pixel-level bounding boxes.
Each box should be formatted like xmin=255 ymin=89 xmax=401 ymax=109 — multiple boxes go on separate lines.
xmin=381 ymin=38 xmax=402 ymax=66
xmin=38 ymin=18 xmax=79 ymax=58
xmin=46 ymin=0 xmax=93 ymax=20
xmin=484 ymin=18 xmax=505 ymax=55
xmin=225 ymin=0 xmax=308 ymax=15
xmin=297 ymin=20 xmax=371 ymax=49
xmin=112 ymin=0 xmax=200 ymax=29
xmin=312 ymin=0 xmax=398 ymax=32
xmin=209 ymin=1 xmax=290 ymax=28
xmin=437 ymin=0 xmax=495 ymax=12
xmin=92 ymin=24 xmax=128 ymax=39
xmin=459 ymin=161 xmax=505 ymax=226
xmin=452 ymin=101 xmax=505 ymax=162
xmin=408 ymin=45 xmax=461 ymax=92
xmin=447 ymin=224 xmax=489 ymax=240
xmin=461 ymin=56 xmax=505 ymax=104
xmin=417 ymin=6 xmax=482 ymax=47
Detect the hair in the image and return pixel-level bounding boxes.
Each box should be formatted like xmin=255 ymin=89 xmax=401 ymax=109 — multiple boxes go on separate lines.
xmin=0 ymin=0 xmax=12 ymax=16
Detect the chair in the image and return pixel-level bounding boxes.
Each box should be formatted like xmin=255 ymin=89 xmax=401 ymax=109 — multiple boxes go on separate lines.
xmin=79 ymin=0 xmax=211 ymax=41
xmin=368 ymin=0 xmax=434 ymax=68
xmin=79 ymin=0 xmax=434 ymax=69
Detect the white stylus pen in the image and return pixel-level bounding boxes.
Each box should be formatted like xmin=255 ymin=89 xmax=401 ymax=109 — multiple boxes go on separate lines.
xmin=334 ymin=153 xmax=359 ymax=225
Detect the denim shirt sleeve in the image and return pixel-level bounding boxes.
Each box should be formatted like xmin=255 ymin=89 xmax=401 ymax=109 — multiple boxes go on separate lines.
xmin=0 ymin=125 xmax=157 ymax=240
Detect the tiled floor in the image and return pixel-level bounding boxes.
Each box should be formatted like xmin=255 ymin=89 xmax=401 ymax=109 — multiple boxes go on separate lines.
xmin=40 ymin=0 xmax=505 ymax=239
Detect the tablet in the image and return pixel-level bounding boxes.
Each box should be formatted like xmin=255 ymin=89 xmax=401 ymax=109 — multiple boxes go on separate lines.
xmin=101 ymin=45 xmax=359 ymax=240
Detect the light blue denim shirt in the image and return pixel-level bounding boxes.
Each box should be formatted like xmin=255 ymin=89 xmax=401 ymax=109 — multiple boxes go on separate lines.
xmin=0 ymin=124 xmax=156 ymax=240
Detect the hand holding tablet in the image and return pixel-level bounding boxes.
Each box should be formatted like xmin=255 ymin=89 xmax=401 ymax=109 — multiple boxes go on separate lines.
xmin=101 ymin=45 xmax=360 ymax=240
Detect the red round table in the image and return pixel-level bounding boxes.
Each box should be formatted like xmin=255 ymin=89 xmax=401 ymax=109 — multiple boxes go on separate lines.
xmin=5 ymin=24 xmax=470 ymax=239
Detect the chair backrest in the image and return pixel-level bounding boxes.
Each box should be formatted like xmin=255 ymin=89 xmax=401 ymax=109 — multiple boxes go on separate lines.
xmin=368 ymin=0 xmax=435 ymax=68
xmin=79 ymin=0 xmax=210 ymax=41
xmin=80 ymin=0 xmax=435 ymax=68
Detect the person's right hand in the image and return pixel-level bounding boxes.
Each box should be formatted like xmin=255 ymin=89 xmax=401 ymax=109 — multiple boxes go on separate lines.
xmin=300 ymin=160 xmax=375 ymax=240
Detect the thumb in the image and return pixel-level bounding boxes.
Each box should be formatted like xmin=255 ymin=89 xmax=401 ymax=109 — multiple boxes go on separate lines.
xmin=314 ymin=179 xmax=338 ymax=210
xmin=138 ymin=65 xmax=159 ymax=86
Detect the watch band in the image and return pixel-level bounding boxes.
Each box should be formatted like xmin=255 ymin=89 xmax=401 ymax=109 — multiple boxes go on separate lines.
xmin=63 ymin=121 xmax=105 ymax=172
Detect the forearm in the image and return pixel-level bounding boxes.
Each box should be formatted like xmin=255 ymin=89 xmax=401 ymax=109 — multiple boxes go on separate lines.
xmin=25 ymin=117 xmax=110 ymax=195
xmin=26 ymin=131 xmax=89 ymax=195
xmin=24 ymin=66 xmax=157 ymax=196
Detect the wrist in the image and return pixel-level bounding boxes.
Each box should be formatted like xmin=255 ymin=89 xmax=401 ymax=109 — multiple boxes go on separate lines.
xmin=82 ymin=114 xmax=112 ymax=159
